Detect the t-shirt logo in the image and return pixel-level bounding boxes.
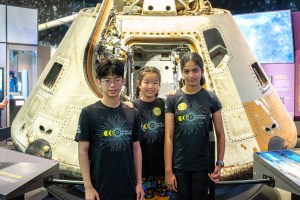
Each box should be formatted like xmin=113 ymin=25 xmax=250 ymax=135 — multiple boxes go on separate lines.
xmin=143 ymin=121 xmax=158 ymax=131
xmin=176 ymin=100 xmax=207 ymax=135
xmin=153 ymin=107 xmax=161 ymax=116
xmin=103 ymin=129 xmax=131 ymax=137
xmin=140 ymin=105 xmax=164 ymax=143
xmin=178 ymin=102 xmax=187 ymax=111
xmin=178 ymin=114 xmax=196 ymax=122
xmin=99 ymin=114 xmax=132 ymax=151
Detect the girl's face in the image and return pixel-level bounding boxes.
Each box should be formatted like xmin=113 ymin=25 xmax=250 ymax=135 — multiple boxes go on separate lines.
xmin=139 ymin=72 xmax=160 ymax=99
xmin=182 ymin=60 xmax=202 ymax=87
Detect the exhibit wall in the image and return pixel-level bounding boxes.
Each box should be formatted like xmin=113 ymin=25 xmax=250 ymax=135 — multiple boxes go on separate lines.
xmin=292 ymin=12 xmax=300 ymax=119
xmin=0 ymin=5 xmax=38 ymax=127
xmin=292 ymin=12 xmax=300 ymax=50
xmin=234 ymin=10 xmax=300 ymax=120
xmin=0 ymin=5 xmax=5 ymax=42
xmin=7 ymin=6 xmax=38 ymax=45
xmin=295 ymin=51 xmax=300 ymax=119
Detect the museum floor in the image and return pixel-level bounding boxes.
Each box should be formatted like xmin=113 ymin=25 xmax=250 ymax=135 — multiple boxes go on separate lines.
xmin=23 ymin=186 xmax=291 ymax=200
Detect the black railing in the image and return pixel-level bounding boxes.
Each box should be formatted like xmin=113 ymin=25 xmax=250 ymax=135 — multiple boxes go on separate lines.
xmin=44 ymin=130 xmax=275 ymax=200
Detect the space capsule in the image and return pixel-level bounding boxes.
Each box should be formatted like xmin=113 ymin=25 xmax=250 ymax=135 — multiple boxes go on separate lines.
xmin=11 ymin=0 xmax=297 ymax=182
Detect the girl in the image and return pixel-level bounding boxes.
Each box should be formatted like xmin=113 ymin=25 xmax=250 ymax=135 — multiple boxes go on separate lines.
xmin=164 ymin=52 xmax=225 ymax=200
xmin=132 ymin=66 xmax=170 ymax=200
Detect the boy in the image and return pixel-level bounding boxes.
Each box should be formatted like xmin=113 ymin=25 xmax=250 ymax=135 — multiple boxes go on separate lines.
xmin=76 ymin=58 xmax=144 ymax=200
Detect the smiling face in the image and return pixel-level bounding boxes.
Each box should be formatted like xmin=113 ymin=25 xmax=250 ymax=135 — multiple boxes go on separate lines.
xmin=139 ymin=72 xmax=160 ymax=101
xmin=97 ymin=75 xmax=125 ymax=99
xmin=181 ymin=60 xmax=202 ymax=87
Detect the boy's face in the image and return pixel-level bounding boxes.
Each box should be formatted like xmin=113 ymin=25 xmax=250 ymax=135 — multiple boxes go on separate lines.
xmin=97 ymin=75 xmax=125 ymax=99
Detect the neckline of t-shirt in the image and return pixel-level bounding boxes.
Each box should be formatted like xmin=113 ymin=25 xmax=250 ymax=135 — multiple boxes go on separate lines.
xmin=99 ymin=100 xmax=122 ymax=109
xmin=137 ymin=97 xmax=156 ymax=104
xmin=180 ymin=87 xmax=203 ymax=95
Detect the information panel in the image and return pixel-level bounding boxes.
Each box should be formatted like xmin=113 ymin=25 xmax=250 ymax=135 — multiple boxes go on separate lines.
xmin=254 ymin=149 xmax=300 ymax=195
xmin=0 ymin=147 xmax=58 ymax=199
xmin=261 ymin=63 xmax=295 ymax=119
xmin=295 ymin=50 xmax=300 ymax=119
xmin=292 ymin=11 xmax=300 ymax=51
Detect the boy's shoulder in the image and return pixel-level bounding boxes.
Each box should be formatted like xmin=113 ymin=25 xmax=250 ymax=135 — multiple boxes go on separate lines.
xmin=83 ymin=101 xmax=101 ymax=111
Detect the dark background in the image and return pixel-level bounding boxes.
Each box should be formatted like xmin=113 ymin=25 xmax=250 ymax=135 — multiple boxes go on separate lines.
xmin=1 ymin=0 xmax=299 ymax=46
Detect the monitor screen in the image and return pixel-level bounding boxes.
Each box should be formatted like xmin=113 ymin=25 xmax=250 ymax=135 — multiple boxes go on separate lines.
xmin=233 ymin=10 xmax=294 ymax=63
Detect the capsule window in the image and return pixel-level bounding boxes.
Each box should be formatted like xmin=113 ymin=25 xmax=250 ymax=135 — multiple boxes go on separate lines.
xmin=203 ymin=28 xmax=228 ymax=68
xmin=251 ymin=62 xmax=268 ymax=88
xmin=43 ymin=62 xmax=63 ymax=88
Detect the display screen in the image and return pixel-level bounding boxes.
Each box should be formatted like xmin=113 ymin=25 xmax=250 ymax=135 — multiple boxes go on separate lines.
xmin=234 ymin=10 xmax=294 ymax=63
xmin=256 ymin=150 xmax=300 ymax=186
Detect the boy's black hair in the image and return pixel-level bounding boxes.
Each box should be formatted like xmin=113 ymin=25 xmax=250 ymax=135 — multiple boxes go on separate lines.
xmin=95 ymin=58 xmax=124 ymax=80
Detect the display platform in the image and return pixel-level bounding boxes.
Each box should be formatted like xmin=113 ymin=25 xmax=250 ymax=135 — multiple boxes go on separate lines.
xmin=0 ymin=147 xmax=59 ymax=200
xmin=0 ymin=128 xmax=11 ymax=142
xmin=253 ymin=148 xmax=300 ymax=196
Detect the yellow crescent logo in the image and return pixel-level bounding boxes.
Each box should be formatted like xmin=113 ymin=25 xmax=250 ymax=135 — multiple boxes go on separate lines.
xmin=178 ymin=103 xmax=187 ymax=111
xmin=153 ymin=107 xmax=161 ymax=116
xmin=143 ymin=124 xmax=148 ymax=130
xmin=104 ymin=130 xmax=109 ymax=136
xmin=178 ymin=116 xmax=182 ymax=121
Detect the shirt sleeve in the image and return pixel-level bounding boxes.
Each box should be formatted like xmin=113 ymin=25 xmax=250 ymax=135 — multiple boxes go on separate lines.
xmin=211 ymin=93 xmax=222 ymax=113
xmin=165 ymin=95 xmax=175 ymax=113
xmin=132 ymin=108 xmax=144 ymax=142
xmin=132 ymin=99 xmax=138 ymax=108
xmin=75 ymin=109 xmax=91 ymax=142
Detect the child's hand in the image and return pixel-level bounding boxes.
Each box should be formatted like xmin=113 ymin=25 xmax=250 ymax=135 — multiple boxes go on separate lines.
xmin=167 ymin=90 xmax=176 ymax=96
xmin=208 ymin=166 xmax=222 ymax=182
xmin=124 ymin=101 xmax=134 ymax=108
xmin=2 ymin=97 xmax=8 ymax=105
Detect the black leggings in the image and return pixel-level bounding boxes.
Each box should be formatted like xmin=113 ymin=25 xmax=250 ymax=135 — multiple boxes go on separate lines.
xmin=173 ymin=169 xmax=209 ymax=200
